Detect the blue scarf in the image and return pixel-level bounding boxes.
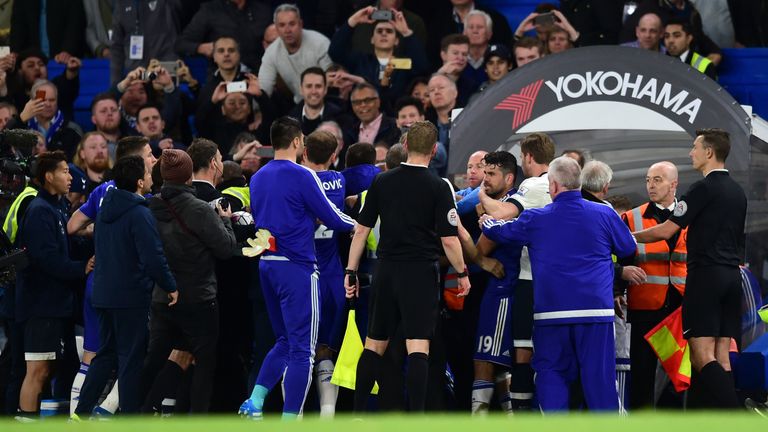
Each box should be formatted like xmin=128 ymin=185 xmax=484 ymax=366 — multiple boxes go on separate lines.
xmin=28 ymin=110 xmax=65 ymax=146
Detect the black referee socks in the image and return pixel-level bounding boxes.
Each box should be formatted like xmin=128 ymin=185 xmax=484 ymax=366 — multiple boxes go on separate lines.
xmin=699 ymin=361 xmax=740 ymax=409
xmin=354 ymin=349 xmax=383 ymax=413
xmin=406 ymin=352 xmax=429 ymax=412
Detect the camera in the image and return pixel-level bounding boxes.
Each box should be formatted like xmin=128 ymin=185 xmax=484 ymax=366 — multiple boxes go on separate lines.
xmin=0 ymin=129 xmax=39 ymax=200
xmin=533 ymin=12 xmax=557 ymax=26
xmin=142 ymin=70 xmax=158 ymax=81
xmin=371 ymin=9 xmax=393 ymax=21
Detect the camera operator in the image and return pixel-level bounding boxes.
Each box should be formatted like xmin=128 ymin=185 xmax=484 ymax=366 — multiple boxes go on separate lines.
xmin=142 ymin=149 xmax=236 ymax=413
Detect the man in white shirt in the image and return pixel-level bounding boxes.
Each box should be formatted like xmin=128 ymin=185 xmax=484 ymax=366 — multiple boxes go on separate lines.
xmin=258 ymin=4 xmax=333 ymax=103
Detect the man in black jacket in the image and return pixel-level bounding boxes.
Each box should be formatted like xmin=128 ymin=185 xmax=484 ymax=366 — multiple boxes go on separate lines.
xmin=15 ymin=151 xmax=90 ymax=419
xmin=74 ymin=155 xmax=177 ymax=417
xmin=143 ymin=149 xmax=236 ymax=413
xmin=10 ymin=0 xmax=86 ymax=60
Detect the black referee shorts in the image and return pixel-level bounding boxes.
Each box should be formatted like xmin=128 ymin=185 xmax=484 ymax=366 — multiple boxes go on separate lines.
xmin=682 ymin=265 xmax=742 ymax=339
xmin=367 ymin=259 xmax=440 ymax=341
xmin=512 ymin=279 xmax=534 ymax=349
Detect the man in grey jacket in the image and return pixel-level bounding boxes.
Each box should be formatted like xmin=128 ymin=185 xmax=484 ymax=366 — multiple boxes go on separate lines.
xmin=142 ymin=149 xmax=237 ymax=413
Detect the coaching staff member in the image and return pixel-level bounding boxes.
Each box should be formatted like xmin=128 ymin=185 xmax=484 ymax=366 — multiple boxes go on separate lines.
xmin=345 ymin=121 xmax=470 ymax=413
xmin=633 ymin=129 xmax=747 ymax=408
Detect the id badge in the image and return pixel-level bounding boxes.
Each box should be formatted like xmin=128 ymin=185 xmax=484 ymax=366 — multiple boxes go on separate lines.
xmin=129 ymin=35 xmax=144 ymax=60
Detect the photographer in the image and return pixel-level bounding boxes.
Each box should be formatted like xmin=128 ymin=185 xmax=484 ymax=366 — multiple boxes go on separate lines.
xmin=329 ymin=6 xmax=428 ymax=114
xmin=113 ymin=65 xmax=182 ymax=138
xmin=143 ymin=149 xmax=236 ymax=413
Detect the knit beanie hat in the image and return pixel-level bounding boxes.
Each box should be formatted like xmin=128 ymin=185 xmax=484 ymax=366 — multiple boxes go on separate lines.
xmin=160 ymin=149 xmax=193 ymax=184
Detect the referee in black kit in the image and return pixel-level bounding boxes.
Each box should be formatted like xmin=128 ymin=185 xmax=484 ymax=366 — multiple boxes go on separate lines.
xmin=344 ymin=121 xmax=471 ymax=413
xmin=634 ymin=128 xmax=747 ymax=409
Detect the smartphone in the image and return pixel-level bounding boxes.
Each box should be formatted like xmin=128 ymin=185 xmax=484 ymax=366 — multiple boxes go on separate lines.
xmin=35 ymin=90 xmax=46 ymax=100
xmin=255 ymin=146 xmax=275 ymax=158
xmin=158 ymin=61 xmax=178 ymax=76
xmin=371 ymin=9 xmax=393 ymax=21
xmin=0 ymin=46 xmax=10 ymax=57
xmin=390 ymin=58 xmax=412 ymax=70
xmin=533 ymin=12 xmax=556 ymax=26
xmin=226 ymin=81 xmax=247 ymax=93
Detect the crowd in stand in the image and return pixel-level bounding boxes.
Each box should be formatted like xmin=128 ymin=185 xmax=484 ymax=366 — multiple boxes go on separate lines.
xmin=0 ymin=0 xmax=763 ymax=420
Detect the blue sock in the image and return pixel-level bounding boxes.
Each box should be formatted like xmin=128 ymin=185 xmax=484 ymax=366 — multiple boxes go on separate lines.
xmin=249 ymin=384 xmax=269 ymax=410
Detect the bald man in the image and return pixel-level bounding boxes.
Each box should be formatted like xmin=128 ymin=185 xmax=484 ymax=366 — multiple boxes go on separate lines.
xmin=455 ymin=150 xmax=488 ymax=215
xmin=621 ymin=12 xmax=666 ymax=53
xmin=618 ymin=161 xmax=687 ymax=409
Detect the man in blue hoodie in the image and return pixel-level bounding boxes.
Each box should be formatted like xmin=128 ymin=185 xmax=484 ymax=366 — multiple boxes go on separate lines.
xmin=74 ymin=155 xmax=177 ymax=416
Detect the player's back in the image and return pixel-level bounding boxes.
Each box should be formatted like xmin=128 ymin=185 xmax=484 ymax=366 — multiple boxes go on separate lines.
xmin=314 ymin=170 xmax=346 ymax=273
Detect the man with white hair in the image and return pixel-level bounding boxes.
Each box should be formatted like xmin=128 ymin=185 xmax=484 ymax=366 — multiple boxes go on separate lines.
xmin=580 ymin=160 xmax=613 ymax=205
xmin=462 ymin=10 xmax=493 ymax=85
xmin=480 ymin=156 xmax=637 ymax=412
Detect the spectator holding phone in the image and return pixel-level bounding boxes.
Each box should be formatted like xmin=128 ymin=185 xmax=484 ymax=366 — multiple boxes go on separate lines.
xmin=329 ymin=6 xmax=428 ymax=114
xmin=113 ymin=65 xmax=182 ymax=139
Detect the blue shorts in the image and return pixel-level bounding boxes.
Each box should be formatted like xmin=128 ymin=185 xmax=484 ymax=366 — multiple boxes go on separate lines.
xmin=83 ymin=273 xmax=100 ymax=353
xmin=474 ymin=280 xmax=512 ymax=367
xmin=317 ymin=271 xmax=345 ymax=350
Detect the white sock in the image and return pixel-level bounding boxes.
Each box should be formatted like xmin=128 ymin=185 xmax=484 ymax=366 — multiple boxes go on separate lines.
xmin=314 ymin=359 xmax=338 ymax=418
xmin=96 ymin=381 xmax=119 ymax=415
xmin=70 ymin=362 xmax=88 ymax=415
xmin=495 ymin=371 xmax=513 ymax=415
xmin=471 ymin=380 xmax=494 ymax=416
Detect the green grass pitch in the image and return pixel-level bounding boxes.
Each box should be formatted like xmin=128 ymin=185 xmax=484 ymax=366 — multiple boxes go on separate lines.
xmin=1 ymin=412 xmax=765 ymax=431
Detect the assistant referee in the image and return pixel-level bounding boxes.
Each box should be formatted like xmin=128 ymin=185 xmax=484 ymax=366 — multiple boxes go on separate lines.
xmin=633 ymin=128 xmax=747 ymax=409
xmin=345 ymin=121 xmax=470 ymax=413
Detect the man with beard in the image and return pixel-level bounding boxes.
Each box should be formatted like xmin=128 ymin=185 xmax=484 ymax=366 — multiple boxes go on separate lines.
xmin=289 ymin=67 xmax=343 ymax=136
xmin=90 ymin=93 xmax=122 ymax=160
xmin=73 ymin=132 xmax=112 ymax=192
xmin=135 ymin=104 xmax=186 ymax=157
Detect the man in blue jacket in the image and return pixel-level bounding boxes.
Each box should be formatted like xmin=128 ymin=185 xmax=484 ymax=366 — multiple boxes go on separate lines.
xmin=15 ymin=151 xmax=91 ymax=419
xmin=74 ymin=155 xmax=177 ymax=416
xmin=480 ymin=156 xmax=637 ymax=412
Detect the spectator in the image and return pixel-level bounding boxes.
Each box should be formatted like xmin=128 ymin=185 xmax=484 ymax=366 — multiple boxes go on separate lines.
xmin=289 ymin=67 xmax=344 ymax=136
xmin=546 ymin=28 xmax=575 ymax=54
xmin=384 ymin=142 xmax=407 ymax=171
xmin=437 ymin=34 xmax=476 ymax=108
xmin=7 ymin=49 xmax=80 ymax=123
xmin=229 ymin=132 xmax=263 ymax=175
xmin=620 ymin=0 xmax=722 ymax=65
xmin=143 ymin=149 xmax=236 ymax=413
xmin=258 ymin=4 xmax=332 ymax=103
xmin=83 ymin=0 xmax=113 ymax=58
xmin=110 ymin=0 xmax=183 ymax=84
xmin=211 ymin=90 xmax=263 ymax=156
xmin=621 ymin=12 xmax=667 ymax=53
xmin=16 ymin=79 xmax=82 ymax=159
xmin=664 ymin=19 xmax=717 ymax=80
xmin=427 ymin=0 xmax=513 ymax=69
xmin=478 ymin=44 xmax=511 ymax=94
xmin=177 ymin=0 xmax=271 ymax=72
xmin=462 ymin=10 xmax=493 ymax=86
xmin=15 ymin=151 xmax=90 ymax=420
xmin=188 ymin=138 xmax=225 ymax=203
xmin=426 ymin=74 xmax=457 ymax=172
xmin=135 ymin=104 xmax=186 ymax=157
xmin=90 ymin=93 xmax=122 ymax=160
xmin=324 ymin=63 xmax=364 ymax=111
xmin=342 ymin=83 xmax=400 ymax=163
xmin=72 ymin=132 xmax=112 ymax=190
xmin=330 ymin=7 xmax=428 ymax=113
xmin=10 ymin=0 xmax=86 ymax=60
xmin=513 ymin=3 xmax=559 ymax=42
xmin=350 ymin=0 xmax=427 ymax=55
xmin=262 ymin=23 xmax=278 ymax=50
xmin=395 ymin=96 xmax=446 ymax=177
xmin=480 ymin=156 xmax=637 ymax=412
xmin=407 ymin=76 xmax=430 ymax=111
xmin=513 ymin=37 xmax=543 ymax=68
xmin=114 ymin=66 xmax=183 ymax=138
xmin=73 ymin=155 xmax=177 ymax=416
xmin=0 ymin=101 xmax=17 ymax=130
xmin=561 ymin=149 xmax=586 ymax=168
xmin=559 ymin=0 xmax=623 ymax=46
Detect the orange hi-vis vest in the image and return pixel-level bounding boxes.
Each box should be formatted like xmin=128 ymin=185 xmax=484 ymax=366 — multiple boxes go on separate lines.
xmin=624 ymin=203 xmax=688 ymax=310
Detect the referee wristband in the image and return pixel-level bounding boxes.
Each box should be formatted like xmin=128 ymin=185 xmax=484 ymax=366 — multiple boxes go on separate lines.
xmin=456 ymin=269 xmax=469 ymax=278
xmin=344 ymin=269 xmax=357 ymax=275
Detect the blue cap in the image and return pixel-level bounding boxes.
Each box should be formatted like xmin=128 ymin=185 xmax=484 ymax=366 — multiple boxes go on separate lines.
xmin=68 ymin=164 xmax=88 ymax=194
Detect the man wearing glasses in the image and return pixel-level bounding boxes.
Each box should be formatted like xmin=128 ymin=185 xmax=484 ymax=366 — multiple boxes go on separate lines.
xmin=342 ymin=83 xmax=400 ymax=164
